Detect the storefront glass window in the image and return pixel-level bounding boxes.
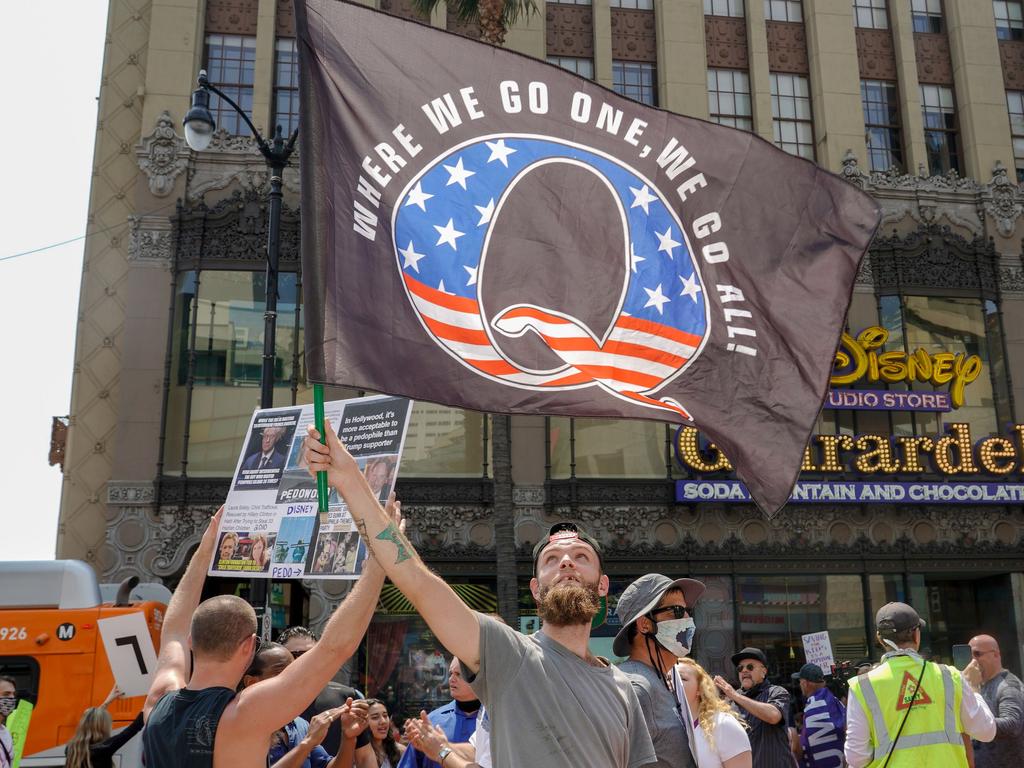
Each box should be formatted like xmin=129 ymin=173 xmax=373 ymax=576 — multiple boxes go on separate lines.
xmin=549 ymin=417 xmax=667 ymax=479
xmin=736 ymin=575 xmax=866 ymax=679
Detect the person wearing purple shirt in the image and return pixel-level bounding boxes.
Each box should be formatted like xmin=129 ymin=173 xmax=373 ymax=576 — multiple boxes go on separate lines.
xmin=792 ymin=664 xmax=845 ymax=768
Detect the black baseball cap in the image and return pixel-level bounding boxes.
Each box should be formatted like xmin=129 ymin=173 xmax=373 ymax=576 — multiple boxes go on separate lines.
xmin=731 ymin=647 xmax=768 ymax=667
xmin=875 ymin=602 xmax=926 ymax=635
xmin=792 ymin=663 xmax=825 ymax=683
xmin=532 ymin=522 xmax=603 ymax=572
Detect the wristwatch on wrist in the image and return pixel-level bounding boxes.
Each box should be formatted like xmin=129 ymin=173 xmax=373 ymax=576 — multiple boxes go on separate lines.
xmin=438 ymin=746 xmax=453 ymax=765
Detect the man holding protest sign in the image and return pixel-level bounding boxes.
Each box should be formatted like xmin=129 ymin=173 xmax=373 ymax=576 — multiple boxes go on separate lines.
xmin=305 ymin=419 xmax=657 ymax=768
xmin=141 ymin=504 xmax=393 ymax=768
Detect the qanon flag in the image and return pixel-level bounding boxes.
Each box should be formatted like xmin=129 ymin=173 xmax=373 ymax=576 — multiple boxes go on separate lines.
xmin=295 ymin=0 xmax=880 ymax=516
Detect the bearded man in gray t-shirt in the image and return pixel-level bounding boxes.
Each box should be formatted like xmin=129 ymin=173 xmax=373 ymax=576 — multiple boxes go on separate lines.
xmin=304 ymin=420 xmax=657 ymax=768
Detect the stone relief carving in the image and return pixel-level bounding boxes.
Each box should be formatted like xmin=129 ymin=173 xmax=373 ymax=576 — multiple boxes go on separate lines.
xmin=546 ymin=3 xmax=594 ymax=58
xmin=205 ymin=0 xmax=259 ymax=35
xmin=136 ymin=111 xmax=190 ymax=197
xmin=914 ymin=31 xmax=953 ymax=85
xmin=610 ymin=8 xmax=656 ymax=62
xmin=127 ymin=215 xmax=174 ymax=263
xmin=186 ymin=130 xmax=301 ymax=203
xmin=856 ymin=28 xmax=896 ymax=80
xmin=999 ymin=39 xmax=1024 ymax=88
xmin=107 ymin=481 xmax=156 ymax=506
xmin=984 ymin=161 xmax=1023 ymax=238
xmin=765 ymin=21 xmax=809 ymax=74
xmin=704 ymin=17 xmax=749 ymax=70
xmin=840 ymin=153 xmax=1024 ymax=270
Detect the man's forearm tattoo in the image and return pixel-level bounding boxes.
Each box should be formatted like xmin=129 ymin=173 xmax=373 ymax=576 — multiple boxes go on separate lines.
xmin=375 ymin=522 xmax=413 ymax=564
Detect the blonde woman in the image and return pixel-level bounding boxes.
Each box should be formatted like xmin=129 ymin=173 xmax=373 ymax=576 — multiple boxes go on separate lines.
xmin=65 ymin=687 xmax=144 ymax=768
xmin=677 ymin=658 xmax=752 ymax=768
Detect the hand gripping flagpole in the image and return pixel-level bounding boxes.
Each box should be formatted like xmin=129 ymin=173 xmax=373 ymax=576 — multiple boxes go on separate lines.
xmin=313 ymin=384 xmax=329 ymax=514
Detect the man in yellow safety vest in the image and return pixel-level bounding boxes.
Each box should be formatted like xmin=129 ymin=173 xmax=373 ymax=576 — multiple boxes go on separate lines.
xmin=845 ymin=602 xmax=995 ymax=767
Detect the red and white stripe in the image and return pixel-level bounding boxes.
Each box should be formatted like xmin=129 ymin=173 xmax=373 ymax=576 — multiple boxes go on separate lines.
xmin=404 ymin=275 xmax=700 ymax=418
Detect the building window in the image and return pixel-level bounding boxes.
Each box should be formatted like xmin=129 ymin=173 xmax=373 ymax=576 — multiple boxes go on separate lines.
xmin=612 ymin=61 xmax=657 ymax=106
xmin=1007 ymin=91 xmax=1024 ymax=182
xmin=708 ymin=69 xmax=754 ymax=130
xmin=547 ymin=56 xmax=595 ymax=79
xmin=705 ymin=0 xmax=745 ymax=17
xmin=911 ymin=0 xmax=944 ymax=32
xmin=920 ymin=84 xmax=960 ymax=175
xmin=770 ymin=74 xmax=814 ymax=159
xmin=765 ymin=0 xmax=803 ymax=21
xmin=550 ymin=0 xmax=591 ymax=4
xmin=204 ymin=34 xmax=257 ymax=136
xmin=611 ymin=0 xmax=653 ymax=7
xmin=853 ymin=0 xmax=889 ymax=28
xmin=994 ymin=0 xmax=1024 ymax=39
xmin=273 ymin=39 xmax=299 ymax=137
xmin=549 ymin=418 xmax=667 ymax=479
xmin=861 ymin=80 xmax=904 ymax=172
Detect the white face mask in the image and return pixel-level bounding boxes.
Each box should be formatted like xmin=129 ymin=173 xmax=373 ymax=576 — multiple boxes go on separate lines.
xmin=652 ymin=617 xmax=696 ymax=658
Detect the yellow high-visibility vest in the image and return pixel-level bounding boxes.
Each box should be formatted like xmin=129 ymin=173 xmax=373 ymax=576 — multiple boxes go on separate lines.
xmin=848 ymin=654 xmax=965 ymax=767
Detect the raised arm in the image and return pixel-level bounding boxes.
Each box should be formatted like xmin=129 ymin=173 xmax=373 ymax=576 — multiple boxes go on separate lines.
xmin=230 ymin=555 xmax=385 ymax=733
xmin=143 ymin=506 xmax=223 ymax=721
xmin=305 ymin=421 xmax=482 ymax=671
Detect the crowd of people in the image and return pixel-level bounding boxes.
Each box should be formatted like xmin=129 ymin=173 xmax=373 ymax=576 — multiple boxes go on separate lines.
xmin=53 ymin=422 xmax=1024 ymax=768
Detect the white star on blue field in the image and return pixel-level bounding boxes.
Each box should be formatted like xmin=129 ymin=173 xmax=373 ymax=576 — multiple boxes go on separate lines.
xmin=393 ymin=136 xmax=708 ymax=339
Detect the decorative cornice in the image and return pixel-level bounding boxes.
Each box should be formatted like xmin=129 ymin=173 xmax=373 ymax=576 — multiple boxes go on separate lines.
xmin=107 ymin=481 xmax=156 ymax=506
xmin=135 ymin=111 xmax=190 ymax=197
xmin=173 ymin=188 xmax=301 ymax=268
xmin=127 ymin=214 xmax=174 ymax=263
xmin=841 ymin=152 xmax=1024 ymax=253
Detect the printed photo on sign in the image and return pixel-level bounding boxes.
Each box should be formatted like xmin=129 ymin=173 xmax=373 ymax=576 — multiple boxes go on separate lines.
xmin=233 ymin=409 xmax=302 ymax=492
xmin=214 ymin=530 xmax=274 ymax=573
xmin=308 ymin=530 xmax=366 ymax=576
xmin=209 ymin=395 xmax=413 ymax=580
xmin=273 ymin=516 xmax=317 ymax=566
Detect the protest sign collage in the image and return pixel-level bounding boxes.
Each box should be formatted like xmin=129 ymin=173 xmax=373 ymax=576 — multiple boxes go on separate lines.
xmin=209 ymin=394 xmax=412 ymax=580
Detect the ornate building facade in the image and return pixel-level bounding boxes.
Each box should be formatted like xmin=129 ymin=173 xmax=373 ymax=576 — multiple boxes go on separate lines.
xmin=63 ymin=0 xmax=1024 ymax=708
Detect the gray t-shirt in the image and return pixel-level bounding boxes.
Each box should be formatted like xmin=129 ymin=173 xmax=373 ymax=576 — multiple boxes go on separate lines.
xmin=461 ymin=614 xmax=657 ymax=768
xmin=619 ymin=660 xmax=696 ymax=768
xmin=974 ymin=669 xmax=1024 ymax=768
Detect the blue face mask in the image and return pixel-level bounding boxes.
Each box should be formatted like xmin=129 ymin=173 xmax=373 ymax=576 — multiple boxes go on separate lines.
xmin=653 ymin=617 xmax=696 ymax=658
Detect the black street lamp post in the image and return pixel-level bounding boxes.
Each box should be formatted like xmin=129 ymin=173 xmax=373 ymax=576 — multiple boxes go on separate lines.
xmin=183 ymin=69 xmax=299 ymax=626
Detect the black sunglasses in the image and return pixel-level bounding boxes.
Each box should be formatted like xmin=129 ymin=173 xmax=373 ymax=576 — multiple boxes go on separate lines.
xmin=290 ymin=649 xmax=307 ymax=659
xmin=650 ymin=605 xmax=693 ymax=620
xmin=737 ymin=662 xmax=759 ymax=673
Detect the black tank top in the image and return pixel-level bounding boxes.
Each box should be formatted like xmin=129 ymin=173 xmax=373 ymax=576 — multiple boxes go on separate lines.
xmin=142 ymin=687 xmax=236 ymax=768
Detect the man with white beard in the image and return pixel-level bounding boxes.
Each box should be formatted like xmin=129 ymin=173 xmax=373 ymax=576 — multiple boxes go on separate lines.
xmin=305 ymin=422 xmax=657 ymax=768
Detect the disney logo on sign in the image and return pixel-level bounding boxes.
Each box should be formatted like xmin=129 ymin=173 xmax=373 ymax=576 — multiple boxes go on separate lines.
xmin=830 ymin=326 xmax=982 ymax=408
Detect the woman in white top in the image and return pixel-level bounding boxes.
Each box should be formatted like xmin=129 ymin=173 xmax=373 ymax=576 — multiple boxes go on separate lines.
xmin=677 ymin=658 xmax=753 ymax=768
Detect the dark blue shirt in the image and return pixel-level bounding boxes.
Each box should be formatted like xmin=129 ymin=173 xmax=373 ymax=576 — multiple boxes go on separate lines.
xmin=268 ymin=718 xmax=334 ymax=768
xmin=395 ymin=702 xmax=479 ymax=768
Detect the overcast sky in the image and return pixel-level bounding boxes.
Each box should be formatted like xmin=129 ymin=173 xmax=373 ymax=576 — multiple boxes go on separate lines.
xmin=0 ymin=2 xmax=108 ymax=560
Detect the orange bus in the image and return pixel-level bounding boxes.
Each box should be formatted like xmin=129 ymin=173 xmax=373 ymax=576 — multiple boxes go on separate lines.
xmin=0 ymin=561 xmax=167 ymax=766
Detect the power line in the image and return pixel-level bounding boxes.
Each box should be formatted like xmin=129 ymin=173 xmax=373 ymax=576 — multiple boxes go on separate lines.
xmin=1 ymin=198 xmax=182 ymax=264
xmin=0 ymin=234 xmax=88 ymax=262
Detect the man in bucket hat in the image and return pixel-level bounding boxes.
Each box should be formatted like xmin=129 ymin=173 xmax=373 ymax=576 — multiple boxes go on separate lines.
xmin=845 ymin=601 xmax=994 ymax=768
xmin=616 ymin=573 xmax=706 ymax=767
xmin=714 ymin=647 xmax=794 ymax=766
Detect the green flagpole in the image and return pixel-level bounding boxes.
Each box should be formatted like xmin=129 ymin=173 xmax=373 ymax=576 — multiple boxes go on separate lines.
xmin=313 ymin=384 xmax=329 ymax=513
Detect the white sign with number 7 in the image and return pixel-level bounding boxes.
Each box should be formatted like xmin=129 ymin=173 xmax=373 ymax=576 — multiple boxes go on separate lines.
xmin=98 ymin=613 xmax=159 ymax=698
